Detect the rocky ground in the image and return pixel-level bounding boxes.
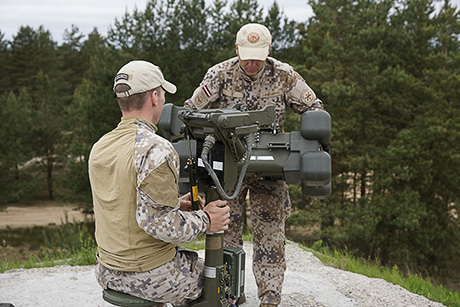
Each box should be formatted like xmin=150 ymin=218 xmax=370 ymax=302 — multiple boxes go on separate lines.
xmin=0 ymin=242 xmax=445 ymax=307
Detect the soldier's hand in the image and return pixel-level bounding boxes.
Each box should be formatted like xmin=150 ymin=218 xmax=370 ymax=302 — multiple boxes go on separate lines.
xmin=203 ymin=200 xmax=230 ymax=232
xmin=179 ymin=193 xmax=204 ymax=211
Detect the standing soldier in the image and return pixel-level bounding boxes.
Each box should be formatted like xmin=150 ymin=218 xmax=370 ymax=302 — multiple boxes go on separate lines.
xmin=184 ymin=23 xmax=325 ymax=307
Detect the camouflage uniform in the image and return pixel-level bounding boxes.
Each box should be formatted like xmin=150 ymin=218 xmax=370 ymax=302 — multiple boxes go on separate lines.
xmin=91 ymin=117 xmax=210 ymax=306
xmin=95 ymin=247 xmax=203 ymax=307
xmin=185 ymin=57 xmax=323 ymax=305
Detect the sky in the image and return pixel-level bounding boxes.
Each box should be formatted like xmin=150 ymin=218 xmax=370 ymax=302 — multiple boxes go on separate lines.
xmin=1 ymin=0 xmax=459 ymax=45
xmin=0 ymin=0 xmax=313 ymax=44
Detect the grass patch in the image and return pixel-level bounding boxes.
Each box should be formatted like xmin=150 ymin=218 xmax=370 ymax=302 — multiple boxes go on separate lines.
xmin=183 ymin=235 xmax=206 ymax=251
xmin=0 ymin=237 xmax=98 ymax=272
xmin=307 ymin=240 xmax=460 ymax=307
xmin=0 ymin=213 xmax=97 ymax=272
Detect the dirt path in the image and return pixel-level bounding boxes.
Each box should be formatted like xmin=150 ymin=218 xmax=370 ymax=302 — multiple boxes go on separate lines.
xmin=0 ymin=204 xmax=88 ymax=229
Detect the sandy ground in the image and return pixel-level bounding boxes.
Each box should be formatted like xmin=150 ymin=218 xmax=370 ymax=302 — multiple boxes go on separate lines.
xmin=0 ymin=242 xmax=446 ymax=307
xmin=0 ymin=205 xmax=88 ymax=229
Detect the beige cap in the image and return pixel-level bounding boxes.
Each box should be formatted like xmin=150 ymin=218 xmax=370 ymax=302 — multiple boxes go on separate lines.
xmin=113 ymin=60 xmax=177 ymax=98
xmin=236 ymin=23 xmax=272 ymax=61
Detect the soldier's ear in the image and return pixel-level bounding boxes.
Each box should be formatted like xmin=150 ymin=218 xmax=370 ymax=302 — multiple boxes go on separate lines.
xmin=150 ymin=90 xmax=158 ymax=106
xmin=235 ymin=44 xmax=239 ymax=56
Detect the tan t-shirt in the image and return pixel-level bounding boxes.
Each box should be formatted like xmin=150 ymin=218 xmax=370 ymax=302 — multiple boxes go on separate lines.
xmin=89 ymin=117 xmax=209 ymax=272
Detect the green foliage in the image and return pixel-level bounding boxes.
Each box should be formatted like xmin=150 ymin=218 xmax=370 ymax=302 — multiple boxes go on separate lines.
xmin=183 ymin=235 xmax=206 ymax=251
xmin=0 ymin=218 xmax=97 ymax=272
xmin=56 ymin=159 xmax=92 ymax=211
xmin=0 ymin=237 xmax=97 ymax=272
xmin=295 ymin=0 xmax=460 ymax=286
xmin=309 ymin=240 xmax=460 ymax=307
xmin=68 ymin=238 xmax=98 ymax=266
xmin=42 ymin=211 xmax=95 ymax=256
xmin=0 ymin=90 xmax=40 ymax=204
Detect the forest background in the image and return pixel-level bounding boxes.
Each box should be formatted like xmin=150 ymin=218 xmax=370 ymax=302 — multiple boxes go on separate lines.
xmin=1 ymin=0 xmax=459 ymax=293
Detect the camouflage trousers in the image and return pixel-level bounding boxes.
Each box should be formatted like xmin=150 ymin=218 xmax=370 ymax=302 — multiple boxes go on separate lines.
xmin=95 ymin=247 xmax=204 ymax=306
xmin=224 ymin=178 xmax=291 ymax=305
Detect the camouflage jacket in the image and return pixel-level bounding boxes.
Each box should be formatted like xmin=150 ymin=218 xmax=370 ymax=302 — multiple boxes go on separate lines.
xmin=184 ymin=56 xmax=323 ymax=132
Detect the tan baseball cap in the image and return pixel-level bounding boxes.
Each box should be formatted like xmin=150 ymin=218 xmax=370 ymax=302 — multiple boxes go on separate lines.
xmin=113 ymin=60 xmax=177 ymax=98
xmin=236 ymin=23 xmax=272 ymax=61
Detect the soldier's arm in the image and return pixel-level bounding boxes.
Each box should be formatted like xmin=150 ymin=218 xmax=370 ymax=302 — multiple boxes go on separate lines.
xmin=286 ymin=69 xmax=324 ymax=113
xmin=184 ymin=68 xmax=221 ymax=110
xmin=285 ymin=67 xmax=329 ymax=153
xmin=137 ymin=190 xmax=210 ymax=244
xmin=136 ymin=158 xmax=209 ymax=244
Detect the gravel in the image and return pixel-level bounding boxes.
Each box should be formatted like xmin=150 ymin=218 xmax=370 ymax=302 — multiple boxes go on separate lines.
xmin=0 ymin=242 xmax=445 ymax=307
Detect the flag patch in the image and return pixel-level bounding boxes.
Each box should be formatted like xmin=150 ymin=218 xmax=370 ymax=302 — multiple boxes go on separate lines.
xmin=202 ymin=85 xmax=212 ymax=97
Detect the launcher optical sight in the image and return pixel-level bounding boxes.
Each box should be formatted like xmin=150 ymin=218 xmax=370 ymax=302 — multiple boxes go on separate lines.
xmin=159 ymin=103 xmax=331 ymax=200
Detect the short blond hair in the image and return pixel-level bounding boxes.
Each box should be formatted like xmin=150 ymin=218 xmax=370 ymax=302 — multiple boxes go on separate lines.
xmin=114 ymin=84 xmax=160 ymax=112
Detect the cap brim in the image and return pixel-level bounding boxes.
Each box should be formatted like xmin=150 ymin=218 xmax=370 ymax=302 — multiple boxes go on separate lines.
xmin=238 ymin=46 xmax=269 ymax=61
xmin=162 ymin=80 xmax=177 ymax=94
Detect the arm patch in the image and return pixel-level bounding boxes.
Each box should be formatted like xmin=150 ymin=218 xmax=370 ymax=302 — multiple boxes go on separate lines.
xmin=139 ymin=160 xmax=178 ymax=208
xmin=193 ymin=88 xmax=209 ymax=108
xmin=302 ymin=88 xmax=316 ymax=105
